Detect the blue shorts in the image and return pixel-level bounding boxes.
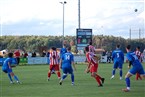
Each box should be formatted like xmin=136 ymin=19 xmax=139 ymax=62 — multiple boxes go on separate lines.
xmin=62 ymin=67 xmax=73 ymax=74
xmin=2 ymin=67 xmax=12 ymax=73
xmin=129 ymin=66 xmax=145 ymax=75
xmin=113 ymin=61 xmax=123 ymax=69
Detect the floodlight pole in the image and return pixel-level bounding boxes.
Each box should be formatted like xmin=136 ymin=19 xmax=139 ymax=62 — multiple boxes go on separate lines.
xmin=78 ymin=0 xmax=81 ymax=29
xmin=0 ymin=17 xmax=2 ymax=37
xmin=60 ymin=1 xmax=67 ymax=47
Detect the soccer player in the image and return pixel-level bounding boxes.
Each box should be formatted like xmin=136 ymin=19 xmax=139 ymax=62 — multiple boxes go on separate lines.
xmin=111 ymin=44 xmax=124 ymax=80
xmin=85 ymin=46 xmax=105 ymax=87
xmin=47 ymin=47 xmax=61 ymax=81
xmin=60 ymin=41 xmax=67 ymax=59
xmin=88 ymin=41 xmax=95 ymax=54
xmin=135 ymin=46 xmax=142 ymax=62
xmin=122 ymin=45 xmax=145 ymax=92
xmin=134 ymin=46 xmax=142 ymax=80
xmin=59 ymin=47 xmax=76 ymax=85
xmin=2 ymin=52 xmax=20 ymax=84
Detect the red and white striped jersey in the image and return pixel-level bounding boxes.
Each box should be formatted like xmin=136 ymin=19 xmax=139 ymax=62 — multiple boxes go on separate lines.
xmin=49 ymin=51 xmax=60 ymax=65
xmin=86 ymin=52 xmax=97 ymax=65
xmin=135 ymin=50 xmax=142 ymax=62
xmin=135 ymin=50 xmax=141 ymax=59
xmin=88 ymin=45 xmax=95 ymax=53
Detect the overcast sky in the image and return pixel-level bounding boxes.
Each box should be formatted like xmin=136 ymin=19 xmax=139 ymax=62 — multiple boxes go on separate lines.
xmin=0 ymin=0 xmax=144 ymax=39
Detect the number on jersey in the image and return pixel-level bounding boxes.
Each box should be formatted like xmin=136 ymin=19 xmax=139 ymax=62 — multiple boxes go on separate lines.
xmin=65 ymin=55 xmax=70 ymax=60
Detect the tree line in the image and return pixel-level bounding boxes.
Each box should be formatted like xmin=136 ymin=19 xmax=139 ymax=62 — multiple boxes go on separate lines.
xmin=0 ymin=35 xmax=145 ymax=53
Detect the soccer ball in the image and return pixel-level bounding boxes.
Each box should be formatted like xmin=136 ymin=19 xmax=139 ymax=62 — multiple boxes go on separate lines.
xmin=134 ymin=9 xmax=138 ymax=12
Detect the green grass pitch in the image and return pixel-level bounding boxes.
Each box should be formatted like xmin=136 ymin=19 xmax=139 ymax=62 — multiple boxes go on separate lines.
xmin=0 ymin=63 xmax=145 ymax=97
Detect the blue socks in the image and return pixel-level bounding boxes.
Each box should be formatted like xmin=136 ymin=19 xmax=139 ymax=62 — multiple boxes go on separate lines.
xmin=112 ymin=69 xmax=115 ymax=75
xmin=8 ymin=73 xmax=19 ymax=82
xmin=14 ymin=75 xmax=19 ymax=81
xmin=112 ymin=69 xmax=122 ymax=77
xmin=125 ymin=77 xmax=130 ymax=87
xmin=62 ymin=73 xmax=74 ymax=84
xmin=71 ymin=73 xmax=74 ymax=83
xmin=120 ymin=69 xmax=122 ymax=77
xmin=8 ymin=74 xmax=13 ymax=82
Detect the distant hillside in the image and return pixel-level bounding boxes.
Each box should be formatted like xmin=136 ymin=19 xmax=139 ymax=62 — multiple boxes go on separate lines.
xmin=0 ymin=35 xmax=145 ymax=52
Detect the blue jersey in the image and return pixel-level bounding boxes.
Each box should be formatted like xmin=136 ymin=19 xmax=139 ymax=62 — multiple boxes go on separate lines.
xmin=126 ymin=51 xmax=145 ymax=75
xmin=2 ymin=58 xmax=12 ymax=73
xmin=126 ymin=51 xmax=142 ymax=67
xmin=112 ymin=49 xmax=124 ymax=64
xmin=60 ymin=48 xmax=67 ymax=58
xmin=62 ymin=52 xmax=74 ymax=69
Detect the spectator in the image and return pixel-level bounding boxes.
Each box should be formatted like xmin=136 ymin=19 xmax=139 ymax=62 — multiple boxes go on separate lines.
xmin=42 ymin=50 xmax=46 ymax=57
xmin=14 ymin=50 xmax=20 ymax=65
xmin=102 ymin=51 xmax=106 ymax=56
xmin=32 ymin=52 xmax=36 ymax=57
xmin=47 ymin=50 xmax=50 ymax=57
xmin=23 ymin=51 xmax=28 ymax=58
xmin=107 ymin=51 xmax=112 ymax=63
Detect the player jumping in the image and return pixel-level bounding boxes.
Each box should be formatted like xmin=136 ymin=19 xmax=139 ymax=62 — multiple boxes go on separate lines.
xmin=111 ymin=44 xmax=124 ymax=80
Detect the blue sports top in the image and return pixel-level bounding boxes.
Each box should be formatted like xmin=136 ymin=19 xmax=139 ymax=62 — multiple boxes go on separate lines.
xmin=60 ymin=48 xmax=67 ymax=57
xmin=126 ymin=51 xmax=142 ymax=67
xmin=2 ymin=58 xmax=12 ymax=69
xmin=62 ymin=52 xmax=74 ymax=68
xmin=112 ymin=49 xmax=124 ymax=63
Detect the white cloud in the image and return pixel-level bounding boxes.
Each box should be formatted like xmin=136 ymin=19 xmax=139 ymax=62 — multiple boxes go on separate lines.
xmin=0 ymin=0 xmax=144 ymax=38
xmin=138 ymin=11 xmax=145 ymax=19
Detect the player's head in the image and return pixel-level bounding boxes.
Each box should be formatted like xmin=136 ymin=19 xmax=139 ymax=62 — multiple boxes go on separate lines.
xmin=63 ymin=40 xmax=67 ymax=48
xmin=85 ymin=46 xmax=89 ymax=52
xmin=67 ymin=46 xmax=71 ymax=52
xmin=126 ymin=45 xmax=131 ymax=52
xmin=8 ymin=53 xmax=13 ymax=58
xmin=63 ymin=44 xmax=66 ymax=48
xmin=89 ymin=41 xmax=92 ymax=45
xmin=116 ymin=44 xmax=120 ymax=48
xmin=136 ymin=46 xmax=140 ymax=50
xmin=51 ymin=47 xmax=56 ymax=51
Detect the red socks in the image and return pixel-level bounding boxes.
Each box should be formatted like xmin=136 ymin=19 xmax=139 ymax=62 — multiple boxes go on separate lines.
xmin=48 ymin=72 xmax=51 ymax=78
xmin=57 ymin=72 xmax=61 ymax=78
xmin=48 ymin=71 xmax=61 ymax=79
xmin=95 ymin=76 xmax=101 ymax=85
xmin=136 ymin=73 xmax=142 ymax=80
